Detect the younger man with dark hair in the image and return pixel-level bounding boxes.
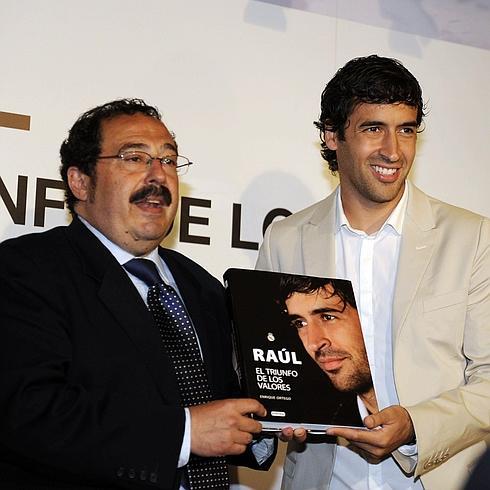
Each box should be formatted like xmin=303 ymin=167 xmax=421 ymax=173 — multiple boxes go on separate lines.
xmin=257 ymin=55 xmax=490 ymax=489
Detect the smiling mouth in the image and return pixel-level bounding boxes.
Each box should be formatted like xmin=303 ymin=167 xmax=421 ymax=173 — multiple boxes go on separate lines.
xmin=373 ymin=165 xmax=397 ymax=176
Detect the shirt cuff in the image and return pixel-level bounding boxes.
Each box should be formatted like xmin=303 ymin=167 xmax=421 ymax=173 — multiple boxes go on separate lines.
xmin=178 ymin=407 xmax=192 ymax=468
xmin=398 ymin=442 xmax=418 ymax=457
xmin=250 ymin=437 xmax=275 ymax=465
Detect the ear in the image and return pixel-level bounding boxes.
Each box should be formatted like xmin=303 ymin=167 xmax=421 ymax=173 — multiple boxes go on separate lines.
xmin=324 ymin=129 xmax=339 ymax=151
xmin=67 ymin=166 xmax=91 ymax=202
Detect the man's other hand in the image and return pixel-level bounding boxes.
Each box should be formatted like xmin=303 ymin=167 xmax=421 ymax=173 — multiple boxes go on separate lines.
xmin=279 ymin=427 xmax=307 ymax=443
xmin=326 ymin=405 xmax=415 ymax=458
xmin=189 ymin=398 xmax=266 ymax=457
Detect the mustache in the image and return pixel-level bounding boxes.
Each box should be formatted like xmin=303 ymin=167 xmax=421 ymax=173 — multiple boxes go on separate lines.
xmin=129 ymin=184 xmax=172 ymax=206
xmin=315 ymin=347 xmax=349 ymax=361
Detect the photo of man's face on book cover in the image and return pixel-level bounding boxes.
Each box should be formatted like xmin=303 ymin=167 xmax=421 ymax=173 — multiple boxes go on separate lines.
xmin=224 ymin=269 xmax=378 ymax=432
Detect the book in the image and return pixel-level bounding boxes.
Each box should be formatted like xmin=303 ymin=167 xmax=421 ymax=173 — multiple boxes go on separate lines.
xmin=224 ymin=268 xmax=376 ymax=433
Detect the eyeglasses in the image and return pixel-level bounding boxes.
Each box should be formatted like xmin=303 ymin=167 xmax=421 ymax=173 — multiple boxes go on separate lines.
xmin=98 ymin=150 xmax=194 ymax=175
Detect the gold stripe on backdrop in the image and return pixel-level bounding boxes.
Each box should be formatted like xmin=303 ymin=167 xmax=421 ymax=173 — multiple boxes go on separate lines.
xmin=0 ymin=111 xmax=31 ymax=131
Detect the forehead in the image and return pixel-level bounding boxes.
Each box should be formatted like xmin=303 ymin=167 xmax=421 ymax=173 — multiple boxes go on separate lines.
xmin=100 ymin=113 xmax=175 ymax=151
xmin=349 ymin=102 xmax=418 ymax=125
xmin=285 ymin=285 xmax=343 ymax=312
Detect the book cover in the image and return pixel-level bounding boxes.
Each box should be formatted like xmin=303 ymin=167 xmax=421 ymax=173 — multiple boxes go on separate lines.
xmin=224 ymin=268 xmax=377 ymax=432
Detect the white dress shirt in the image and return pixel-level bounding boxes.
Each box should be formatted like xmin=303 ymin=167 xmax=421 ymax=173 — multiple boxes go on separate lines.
xmin=331 ymin=184 xmax=424 ymax=490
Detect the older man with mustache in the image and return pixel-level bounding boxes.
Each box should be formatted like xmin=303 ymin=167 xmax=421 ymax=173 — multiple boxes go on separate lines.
xmin=0 ymin=99 xmax=274 ymax=490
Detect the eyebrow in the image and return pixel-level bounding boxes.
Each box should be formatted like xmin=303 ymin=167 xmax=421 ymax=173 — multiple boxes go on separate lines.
xmin=287 ymin=307 xmax=343 ymax=320
xmin=312 ymin=307 xmax=342 ymax=315
xmin=119 ymin=142 xmax=178 ymax=153
xmin=359 ymin=120 xmax=418 ymax=128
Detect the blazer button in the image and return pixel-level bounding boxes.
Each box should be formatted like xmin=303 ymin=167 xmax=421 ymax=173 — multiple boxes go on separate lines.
xmin=116 ymin=467 xmax=124 ymax=478
xmin=149 ymin=472 xmax=158 ymax=483
xmin=140 ymin=469 xmax=148 ymax=481
xmin=128 ymin=468 xmax=136 ymax=479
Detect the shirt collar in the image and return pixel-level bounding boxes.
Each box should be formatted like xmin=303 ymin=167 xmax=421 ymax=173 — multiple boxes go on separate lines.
xmin=335 ymin=181 xmax=409 ymax=237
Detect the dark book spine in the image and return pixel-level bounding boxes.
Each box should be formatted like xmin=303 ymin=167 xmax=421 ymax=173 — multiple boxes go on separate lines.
xmin=224 ymin=279 xmax=252 ymax=398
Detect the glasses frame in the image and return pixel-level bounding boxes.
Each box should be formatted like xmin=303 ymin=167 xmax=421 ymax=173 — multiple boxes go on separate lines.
xmin=98 ymin=150 xmax=194 ymax=175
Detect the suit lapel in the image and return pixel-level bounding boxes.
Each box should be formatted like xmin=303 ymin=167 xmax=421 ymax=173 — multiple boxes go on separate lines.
xmin=302 ymin=192 xmax=337 ymax=277
xmin=98 ymin=264 xmax=182 ymax=402
xmin=66 ymin=218 xmax=181 ymax=403
xmin=301 ymin=185 xmax=438 ymax=346
xmin=392 ymin=184 xmax=437 ymax=341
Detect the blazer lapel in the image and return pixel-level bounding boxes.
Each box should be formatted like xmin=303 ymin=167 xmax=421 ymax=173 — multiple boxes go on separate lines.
xmin=302 ymin=191 xmax=337 ymax=277
xmin=98 ymin=265 xmax=182 ymax=403
xmin=392 ymin=184 xmax=438 ymax=341
xmin=66 ymin=218 xmax=181 ymax=403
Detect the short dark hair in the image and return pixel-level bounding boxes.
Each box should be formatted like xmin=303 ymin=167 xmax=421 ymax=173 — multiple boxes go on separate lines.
xmin=314 ymin=54 xmax=426 ymax=172
xmin=278 ymin=275 xmax=357 ymax=313
xmin=59 ymin=98 xmax=162 ymax=214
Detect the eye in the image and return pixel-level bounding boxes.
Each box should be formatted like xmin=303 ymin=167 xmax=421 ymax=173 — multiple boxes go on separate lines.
xmin=290 ymin=319 xmax=307 ymax=330
xmin=121 ymin=152 xmax=146 ymax=164
xmin=320 ymin=313 xmax=336 ymax=321
xmin=363 ymin=126 xmax=381 ymax=133
xmin=399 ymin=127 xmax=415 ymax=135
xmin=161 ymin=155 xmax=178 ymax=167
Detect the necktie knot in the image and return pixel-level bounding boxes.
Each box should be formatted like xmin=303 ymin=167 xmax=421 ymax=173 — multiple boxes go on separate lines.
xmin=124 ymin=258 xmax=161 ymax=287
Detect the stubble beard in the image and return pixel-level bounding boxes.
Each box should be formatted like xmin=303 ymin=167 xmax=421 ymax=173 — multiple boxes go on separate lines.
xmin=352 ymin=167 xmax=406 ymax=205
xmin=339 ymin=150 xmax=408 ymax=206
xmin=326 ymin=356 xmax=373 ymax=396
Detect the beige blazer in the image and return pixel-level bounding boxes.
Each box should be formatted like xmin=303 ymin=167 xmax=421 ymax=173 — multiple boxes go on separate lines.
xmin=256 ymin=182 xmax=490 ymax=490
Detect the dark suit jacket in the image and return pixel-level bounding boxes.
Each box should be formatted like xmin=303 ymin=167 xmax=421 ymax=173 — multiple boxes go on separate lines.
xmin=464 ymin=448 xmax=490 ymax=490
xmin=0 ymin=218 xmax=257 ymax=489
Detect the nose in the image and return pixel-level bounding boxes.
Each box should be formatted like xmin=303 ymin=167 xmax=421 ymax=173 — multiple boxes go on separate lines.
xmin=306 ymin=321 xmax=331 ymax=353
xmin=145 ymin=159 xmax=170 ymax=184
xmin=379 ymin=130 xmax=400 ymax=163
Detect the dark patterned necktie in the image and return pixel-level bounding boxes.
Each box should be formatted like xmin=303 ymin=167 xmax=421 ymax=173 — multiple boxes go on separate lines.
xmin=124 ymin=258 xmax=229 ymax=490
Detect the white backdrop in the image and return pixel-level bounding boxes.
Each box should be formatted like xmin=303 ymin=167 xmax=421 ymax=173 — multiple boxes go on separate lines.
xmin=1 ymin=1 xmax=489 ymax=488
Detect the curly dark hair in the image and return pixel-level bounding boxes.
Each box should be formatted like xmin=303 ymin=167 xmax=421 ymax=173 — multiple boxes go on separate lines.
xmin=59 ymin=98 xmax=162 ymax=214
xmin=277 ymin=275 xmax=357 ymax=313
xmin=314 ymin=54 xmax=426 ymax=172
